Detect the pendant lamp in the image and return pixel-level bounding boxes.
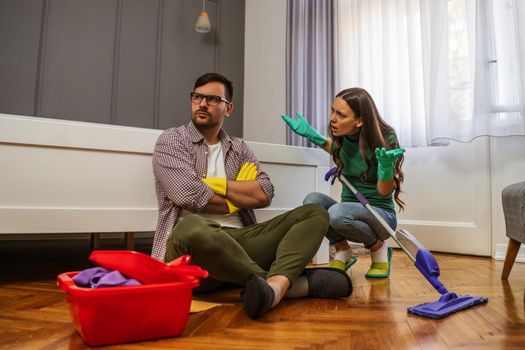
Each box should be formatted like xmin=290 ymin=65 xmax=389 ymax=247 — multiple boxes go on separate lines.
xmin=195 ymin=0 xmax=211 ymax=33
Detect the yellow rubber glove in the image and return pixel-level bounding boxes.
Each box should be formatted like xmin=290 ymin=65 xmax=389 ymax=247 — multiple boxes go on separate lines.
xmin=203 ymin=163 xmax=258 ymax=215
xmin=221 ymin=162 xmax=257 ymax=215
xmin=202 ymin=177 xmax=227 ymax=196
xmin=225 ymin=199 xmax=239 ymax=214
xmin=236 ymin=162 xmax=258 ymax=181
xmin=236 ymin=162 xmax=250 ymax=180
xmin=202 ymin=177 xmax=238 ymax=214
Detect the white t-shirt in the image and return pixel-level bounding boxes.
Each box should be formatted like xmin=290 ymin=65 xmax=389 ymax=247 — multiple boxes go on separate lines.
xmin=179 ymin=142 xmax=243 ymax=228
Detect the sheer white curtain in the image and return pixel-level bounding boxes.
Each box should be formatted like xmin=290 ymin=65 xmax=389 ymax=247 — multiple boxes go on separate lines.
xmin=337 ymin=0 xmax=525 ymax=146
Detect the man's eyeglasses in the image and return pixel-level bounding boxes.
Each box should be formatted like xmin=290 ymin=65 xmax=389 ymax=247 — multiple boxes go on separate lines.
xmin=190 ymin=92 xmax=230 ymax=106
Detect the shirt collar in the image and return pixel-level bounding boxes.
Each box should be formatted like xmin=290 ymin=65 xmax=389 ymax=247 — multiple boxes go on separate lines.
xmin=186 ymin=121 xmax=232 ymax=146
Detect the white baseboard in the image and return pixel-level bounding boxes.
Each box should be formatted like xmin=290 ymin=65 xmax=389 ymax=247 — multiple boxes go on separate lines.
xmin=494 ymin=243 xmax=525 ymax=262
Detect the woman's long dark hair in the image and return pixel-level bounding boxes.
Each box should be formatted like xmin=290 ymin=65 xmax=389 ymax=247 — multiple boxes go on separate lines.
xmin=331 ymin=88 xmax=405 ymax=210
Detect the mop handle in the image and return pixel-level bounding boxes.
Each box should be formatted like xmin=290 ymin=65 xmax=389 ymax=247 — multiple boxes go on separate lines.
xmin=338 ymin=174 xmax=417 ymax=262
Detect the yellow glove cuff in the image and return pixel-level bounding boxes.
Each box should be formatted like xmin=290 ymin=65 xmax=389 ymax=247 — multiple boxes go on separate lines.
xmin=236 ymin=162 xmax=258 ymax=181
xmin=202 ymin=177 xmax=227 ymax=197
xmin=225 ymin=199 xmax=240 ymax=214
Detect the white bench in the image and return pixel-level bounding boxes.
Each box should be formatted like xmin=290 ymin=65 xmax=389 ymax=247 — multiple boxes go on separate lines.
xmin=0 ymin=114 xmax=331 ymax=264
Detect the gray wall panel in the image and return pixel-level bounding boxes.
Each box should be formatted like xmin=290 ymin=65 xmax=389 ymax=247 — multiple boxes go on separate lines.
xmin=158 ymin=0 xmax=218 ymax=130
xmin=0 ymin=0 xmax=245 ymax=135
xmin=0 ymin=0 xmax=43 ymax=116
xmin=218 ymin=0 xmax=245 ymax=137
xmin=114 ymin=0 xmax=159 ymax=128
xmin=39 ymin=0 xmax=117 ymax=123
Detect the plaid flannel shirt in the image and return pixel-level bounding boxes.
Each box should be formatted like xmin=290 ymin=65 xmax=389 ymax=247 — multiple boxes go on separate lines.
xmin=151 ymin=122 xmax=275 ymax=260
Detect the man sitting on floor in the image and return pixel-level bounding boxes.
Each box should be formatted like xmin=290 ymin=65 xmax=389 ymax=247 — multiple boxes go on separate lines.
xmin=151 ymin=72 xmax=352 ymax=319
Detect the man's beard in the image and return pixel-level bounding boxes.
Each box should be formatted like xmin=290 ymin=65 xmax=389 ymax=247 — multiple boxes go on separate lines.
xmin=191 ymin=110 xmax=218 ymax=130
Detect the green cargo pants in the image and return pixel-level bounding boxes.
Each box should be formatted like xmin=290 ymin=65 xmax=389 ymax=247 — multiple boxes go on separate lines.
xmin=165 ymin=203 xmax=329 ymax=292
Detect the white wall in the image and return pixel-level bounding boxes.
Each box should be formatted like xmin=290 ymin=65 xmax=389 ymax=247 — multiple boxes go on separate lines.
xmin=0 ymin=114 xmax=332 ymax=263
xmin=243 ymin=1 xmax=525 ymax=259
xmin=243 ymin=0 xmax=287 ymax=145
xmin=490 ymin=137 xmax=525 ymax=260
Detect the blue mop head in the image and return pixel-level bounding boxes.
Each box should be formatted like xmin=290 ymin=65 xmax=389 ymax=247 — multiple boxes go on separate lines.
xmin=409 ymin=250 xmax=488 ymax=318
xmin=408 ymin=292 xmax=488 ymax=319
xmin=326 ymin=170 xmax=489 ymax=319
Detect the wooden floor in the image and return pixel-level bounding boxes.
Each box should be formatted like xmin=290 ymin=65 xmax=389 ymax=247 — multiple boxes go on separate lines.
xmin=1 ymin=238 xmax=524 ymax=350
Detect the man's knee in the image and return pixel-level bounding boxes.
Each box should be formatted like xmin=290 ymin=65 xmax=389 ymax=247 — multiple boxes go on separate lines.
xmin=171 ymin=215 xmax=215 ymax=247
xmin=302 ymin=203 xmax=329 ymax=226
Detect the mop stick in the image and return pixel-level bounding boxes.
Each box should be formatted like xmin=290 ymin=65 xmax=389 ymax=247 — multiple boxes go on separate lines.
xmin=329 ymin=170 xmax=488 ymax=318
xmin=337 ymin=173 xmax=416 ymax=262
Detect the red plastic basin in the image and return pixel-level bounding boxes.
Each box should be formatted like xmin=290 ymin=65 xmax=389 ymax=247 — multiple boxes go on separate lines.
xmin=57 ymin=250 xmax=207 ymax=346
xmin=58 ymin=272 xmax=199 ymax=346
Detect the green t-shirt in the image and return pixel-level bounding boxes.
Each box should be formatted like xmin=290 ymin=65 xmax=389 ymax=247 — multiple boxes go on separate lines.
xmin=334 ymin=132 xmax=398 ymax=212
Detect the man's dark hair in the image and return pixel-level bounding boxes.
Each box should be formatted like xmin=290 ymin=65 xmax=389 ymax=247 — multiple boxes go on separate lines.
xmin=194 ymin=72 xmax=233 ymax=102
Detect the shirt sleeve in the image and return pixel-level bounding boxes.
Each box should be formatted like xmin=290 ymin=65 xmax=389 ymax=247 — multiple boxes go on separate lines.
xmin=239 ymin=140 xmax=274 ymax=206
xmin=152 ymin=131 xmax=214 ymax=212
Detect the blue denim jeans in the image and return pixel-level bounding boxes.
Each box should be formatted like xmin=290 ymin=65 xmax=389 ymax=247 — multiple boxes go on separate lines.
xmin=303 ymin=192 xmax=397 ymax=248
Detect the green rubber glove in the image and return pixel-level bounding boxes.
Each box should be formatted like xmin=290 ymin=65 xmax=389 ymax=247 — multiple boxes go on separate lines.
xmin=281 ymin=112 xmax=327 ymax=147
xmin=375 ymin=147 xmax=405 ymax=181
xmin=203 ymin=177 xmax=227 ymax=196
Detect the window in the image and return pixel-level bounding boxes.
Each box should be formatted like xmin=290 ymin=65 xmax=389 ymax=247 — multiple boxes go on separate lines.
xmin=336 ymin=0 xmax=525 ymax=145
xmin=487 ymin=0 xmax=522 ymax=115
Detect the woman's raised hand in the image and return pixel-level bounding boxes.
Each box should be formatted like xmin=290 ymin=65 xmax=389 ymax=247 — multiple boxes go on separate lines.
xmin=375 ymin=147 xmax=405 ymax=181
xmin=281 ymin=112 xmax=327 ymax=147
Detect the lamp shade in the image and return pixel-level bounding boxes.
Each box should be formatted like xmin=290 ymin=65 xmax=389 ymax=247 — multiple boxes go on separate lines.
xmin=195 ymin=11 xmax=211 ymax=33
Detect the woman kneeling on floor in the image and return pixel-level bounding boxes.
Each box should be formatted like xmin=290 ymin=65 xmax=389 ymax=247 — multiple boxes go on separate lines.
xmin=282 ymin=87 xmax=405 ymax=278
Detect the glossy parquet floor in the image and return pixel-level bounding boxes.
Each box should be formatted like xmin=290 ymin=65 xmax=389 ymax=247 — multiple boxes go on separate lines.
xmin=0 ymin=237 xmax=524 ymax=350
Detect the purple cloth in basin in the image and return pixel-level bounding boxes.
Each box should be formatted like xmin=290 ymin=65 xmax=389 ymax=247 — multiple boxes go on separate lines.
xmin=73 ymin=267 xmax=141 ymax=288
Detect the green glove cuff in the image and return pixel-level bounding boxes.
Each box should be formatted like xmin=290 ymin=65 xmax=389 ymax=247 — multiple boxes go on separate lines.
xmin=308 ymin=133 xmax=328 ymax=147
xmin=203 ymin=177 xmax=227 ymax=196
xmin=377 ymin=166 xmax=394 ymax=181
